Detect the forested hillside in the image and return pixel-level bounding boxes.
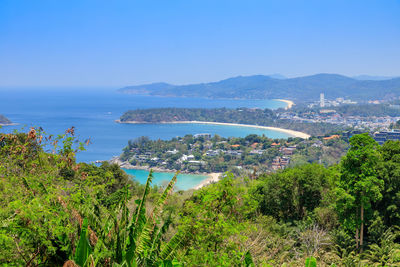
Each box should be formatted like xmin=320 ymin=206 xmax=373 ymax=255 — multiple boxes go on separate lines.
xmin=334 ymin=103 xmax=400 ymax=117
xmin=2 ymin=129 xmax=400 ymax=266
xmin=119 ymin=74 xmax=400 ymax=101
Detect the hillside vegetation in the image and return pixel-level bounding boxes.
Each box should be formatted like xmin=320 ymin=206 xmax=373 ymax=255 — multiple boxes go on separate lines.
xmin=334 ymin=103 xmax=400 ymax=117
xmin=119 ymin=74 xmax=400 ymax=101
xmin=2 ymin=129 xmax=400 ymax=266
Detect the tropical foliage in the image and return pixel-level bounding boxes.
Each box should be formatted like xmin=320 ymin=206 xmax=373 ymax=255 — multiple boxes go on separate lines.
xmin=2 ymin=129 xmax=400 ymax=266
xmin=0 ymin=128 xmax=183 ymax=266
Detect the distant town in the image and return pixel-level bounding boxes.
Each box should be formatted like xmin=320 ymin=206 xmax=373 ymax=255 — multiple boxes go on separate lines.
xmin=278 ymin=92 xmax=400 ymax=131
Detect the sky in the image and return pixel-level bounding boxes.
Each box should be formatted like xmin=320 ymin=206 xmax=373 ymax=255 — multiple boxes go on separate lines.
xmin=0 ymin=0 xmax=399 ymax=87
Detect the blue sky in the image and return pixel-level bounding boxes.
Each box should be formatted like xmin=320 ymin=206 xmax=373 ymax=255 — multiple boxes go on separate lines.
xmin=0 ymin=0 xmax=399 ymax=87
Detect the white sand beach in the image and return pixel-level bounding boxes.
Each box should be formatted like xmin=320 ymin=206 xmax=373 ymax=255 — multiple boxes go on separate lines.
xmin=274 ymin=99 xmax=294 ymax=109
xmin=193 ymin=172 xmax=221 ymax=190
xmin=169 ymin=121 xmax=310 ymax=139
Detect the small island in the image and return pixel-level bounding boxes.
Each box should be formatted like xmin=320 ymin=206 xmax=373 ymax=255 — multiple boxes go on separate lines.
xmin=118 ymin=107 xmax=346 ymax=136
xmin=0 ymin=114 xmax=12 ymax=125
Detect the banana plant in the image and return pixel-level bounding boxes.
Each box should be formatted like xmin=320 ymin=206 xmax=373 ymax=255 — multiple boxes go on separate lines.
xmin=70 ymin=171 xmax=184 ymax=266
xmin=74 ymin=218 xmax=92 ymax=266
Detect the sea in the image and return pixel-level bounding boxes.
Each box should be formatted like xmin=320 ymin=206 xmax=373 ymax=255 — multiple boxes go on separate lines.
xmin=0 ymin=87 xmax=289 ymax=189
xmin=123 ymin=169 xmax=208 ymax=191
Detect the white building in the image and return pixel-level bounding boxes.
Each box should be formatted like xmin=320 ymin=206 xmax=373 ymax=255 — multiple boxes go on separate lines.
xmin=320 ymin=93 xmax=325 ymax=108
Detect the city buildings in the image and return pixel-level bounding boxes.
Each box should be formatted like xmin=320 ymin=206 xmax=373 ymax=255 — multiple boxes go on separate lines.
xmin=373 ymin=130 xmax=400 ymax=145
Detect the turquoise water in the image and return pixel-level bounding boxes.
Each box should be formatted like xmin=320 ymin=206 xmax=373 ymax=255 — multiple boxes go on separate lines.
xmin=123 ymin=168 xmax=208 ymax=190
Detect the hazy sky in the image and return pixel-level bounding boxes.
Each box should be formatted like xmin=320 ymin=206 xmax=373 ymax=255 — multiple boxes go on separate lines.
xmin=1 ymin=0 xmax=399 ymax=87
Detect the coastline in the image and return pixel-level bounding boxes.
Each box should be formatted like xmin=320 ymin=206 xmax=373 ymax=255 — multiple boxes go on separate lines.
xmin=274 ymin=99 xmax=294 ymax=109
xmin=110 ymin=158 xmax=222 ymax=190
xmin=117 ymin=120 xmax=310 ymax=139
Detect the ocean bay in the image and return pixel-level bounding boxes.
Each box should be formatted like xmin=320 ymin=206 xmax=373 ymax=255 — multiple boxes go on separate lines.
xmin=0 ymin=88 xmax=289 ymax=187
xmin=0 ymin=88 xmax=290 ymax=161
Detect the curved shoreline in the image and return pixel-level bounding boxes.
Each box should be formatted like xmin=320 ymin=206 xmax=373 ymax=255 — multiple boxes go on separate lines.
xmin=117 ymin=120 xmax=310 ymax=139
xmin=274 ymin=99 xmax=294 ymax=109
xmin=193 ymin=172 xmax=221 ymax=189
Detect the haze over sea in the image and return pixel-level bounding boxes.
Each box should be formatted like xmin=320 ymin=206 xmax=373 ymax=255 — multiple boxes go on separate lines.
xmin=1 ymin=87 xmax=289 ymax=188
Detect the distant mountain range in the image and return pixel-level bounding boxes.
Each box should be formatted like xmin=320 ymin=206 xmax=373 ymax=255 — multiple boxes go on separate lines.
xmin=119 ymin=74 xmax=400 ymax=101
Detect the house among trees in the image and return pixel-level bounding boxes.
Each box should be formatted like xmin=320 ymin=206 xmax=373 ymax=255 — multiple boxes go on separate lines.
xmin=194 ymin=133 xmax=211 ymax=139
xmin=271 ymin=156 xmax=291 ymax=170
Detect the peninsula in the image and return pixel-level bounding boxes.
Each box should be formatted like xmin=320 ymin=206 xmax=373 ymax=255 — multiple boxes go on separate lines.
xmin=118 ymin=107 xmax=345 ymax=136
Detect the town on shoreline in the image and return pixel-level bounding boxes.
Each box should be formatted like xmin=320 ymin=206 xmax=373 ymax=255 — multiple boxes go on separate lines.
xmin=114 ymin=133 xmax=349 ymax=186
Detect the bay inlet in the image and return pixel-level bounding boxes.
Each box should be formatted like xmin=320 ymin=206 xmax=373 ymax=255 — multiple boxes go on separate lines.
xmin=123 ymin=168 xmax=209 ymax=190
